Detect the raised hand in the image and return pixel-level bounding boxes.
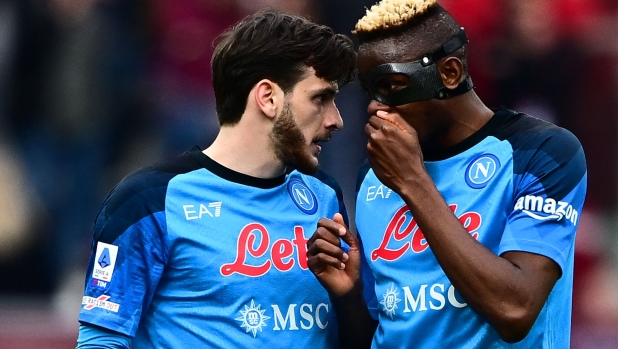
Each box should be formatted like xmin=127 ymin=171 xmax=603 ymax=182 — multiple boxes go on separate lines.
xmin=364 ymin=110 xmax=425 ymax=194
xmin=306 ymin=213 xmax=361 ymax=298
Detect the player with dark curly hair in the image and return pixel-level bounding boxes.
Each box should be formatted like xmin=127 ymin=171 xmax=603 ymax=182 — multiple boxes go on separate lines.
xmin=76 ymin=8 xmax=356 ymax=349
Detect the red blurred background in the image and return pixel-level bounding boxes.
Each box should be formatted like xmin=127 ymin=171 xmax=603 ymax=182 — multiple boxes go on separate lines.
xmin=0 ymin=0 xmax=616 ymax=347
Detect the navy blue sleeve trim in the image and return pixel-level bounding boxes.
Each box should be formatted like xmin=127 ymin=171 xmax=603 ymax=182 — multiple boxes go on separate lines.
xmin=94 ymin=151 xmax=203 ymax=244
xmin=312 ymin=169 xmax=349 ymax=227
xmin=355 ymin=159 xmax=371 ymax=197
xmin=494 ymin=113 xmax=587 ymax=199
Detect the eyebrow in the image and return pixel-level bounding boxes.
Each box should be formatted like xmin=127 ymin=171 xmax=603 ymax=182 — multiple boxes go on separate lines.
xmin=311 ymin=86 xmax=339 ymax=98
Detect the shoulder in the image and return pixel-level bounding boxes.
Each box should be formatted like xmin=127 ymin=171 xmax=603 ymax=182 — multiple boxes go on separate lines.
xmin=297 ymin=169 xmax=344 ymax=200
xmin=494 ymin=109 xmax=585 ymax=169
xmin=493 ymin=108 xmax=586 ymax=197
xmin=94 ymin=151 xmax=204 ymax=242
xmin=355 ymin=159 xmax=372 ymax=194
xmin=494 ymin=109 xmax=583 ymax=159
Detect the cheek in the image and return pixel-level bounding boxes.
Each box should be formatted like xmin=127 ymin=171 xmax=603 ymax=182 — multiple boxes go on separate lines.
xmin=296 ymin=109 xmax=323 ymax=133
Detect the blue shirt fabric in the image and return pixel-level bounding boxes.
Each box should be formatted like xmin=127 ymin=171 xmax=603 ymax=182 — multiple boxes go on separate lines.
xmin=355 ymin=107 xmax=587 ymax=348
xmin=77 ymin=148 xmax=347 ymax=348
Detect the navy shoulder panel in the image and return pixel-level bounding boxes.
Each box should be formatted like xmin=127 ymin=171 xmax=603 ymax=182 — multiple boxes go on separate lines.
xmin=312 ymin=169 xmax=345 ymax=203
xmin=355 ymin=159 xmax=372 ymax=196
xmin=311 ymin=169 xmax=349 ymax=227
xmin=94 ymin=150 xmax=204 ymax=243
xmin=493 ymin=111 xmax=586 ymax=199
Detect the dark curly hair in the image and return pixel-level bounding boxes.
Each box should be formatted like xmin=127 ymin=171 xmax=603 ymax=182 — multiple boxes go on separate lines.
xmin=211 ymin=8 xmax=357 ymax=126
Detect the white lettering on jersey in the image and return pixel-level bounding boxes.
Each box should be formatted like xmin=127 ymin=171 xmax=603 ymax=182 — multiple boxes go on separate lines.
xmin=183 ymin=202 xmax=222 ymax=220
xmin=272 ymin=303 xmax=329 ymax=331
xmin=236 ymin=300 xmax=330 ymax=338
xmin=272 ymin=304 xmax=299 ymax=331
xmin=82 ymin=295 xmax=120 ymax=312
xmin=366 ymin=185 xmax=393 ymax=201
xmin=392 ymin=283 xmax=467 ymax=315
xmin=315 ymin=303 xmax=329 ymax=329
xmin=514 ymin=195 xmax=578 ymax=225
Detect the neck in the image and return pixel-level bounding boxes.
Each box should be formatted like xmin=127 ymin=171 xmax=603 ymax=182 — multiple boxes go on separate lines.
xmin=203 ymin=121 xmax=286 ymax=179
xmin=440 ymin=91 xmax=494 ymax=146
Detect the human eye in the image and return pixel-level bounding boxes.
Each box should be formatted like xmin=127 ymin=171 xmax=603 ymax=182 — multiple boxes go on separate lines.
xmin=313 ymin=90 xmax=336 ymax=105
xmin=375 ymin=74 xmax=410 ymax=95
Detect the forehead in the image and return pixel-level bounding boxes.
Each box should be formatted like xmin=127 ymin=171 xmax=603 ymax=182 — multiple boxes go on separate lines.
xmin=357 ymin=36 xmax=428 ymax=73
xmin=293 ymin=68 xmax=338 ymax=93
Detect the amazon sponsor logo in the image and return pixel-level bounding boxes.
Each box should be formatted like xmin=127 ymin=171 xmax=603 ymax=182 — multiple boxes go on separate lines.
xmin=514 ymin=195 xmax=578 ymax=225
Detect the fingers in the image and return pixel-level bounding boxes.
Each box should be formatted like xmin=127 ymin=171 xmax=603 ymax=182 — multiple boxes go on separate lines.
xmin=307 ymin=217 xmax=351 ymax=271
xmin=367 ymin=115 xmax=384 ymax=130
xmin=332 ymin=213 xmax=358 ymax=251
xmin=376 ymin=110 xmax=409 ymax=132
xmin=364 ymin=116 xmax=386 ymax=139
xmin=319 ymin=216 xmax=347 ymax=237
xmin=365 ymin=112 xmax=412 ymax=136
xmin=307 ymin=238 xmax=348 ymax=270
xmin=365 ymin=115 xmax=396 ymax=140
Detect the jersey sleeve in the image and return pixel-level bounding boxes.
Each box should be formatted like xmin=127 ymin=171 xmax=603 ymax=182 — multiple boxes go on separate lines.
xmin=78 ymin=170 xmax=170 ymax=337
xmin=76 ymin=323 xmax=132 ymax=349
xmin=312 ymin=168 xmax=350 ymax=227
xmin=311 ymin=169 xmax=351 ymax=252
xmin=499 ymin=127 xmax=587 ymax=272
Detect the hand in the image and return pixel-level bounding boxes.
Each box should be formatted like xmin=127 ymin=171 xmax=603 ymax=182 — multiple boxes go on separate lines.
xmin=307 ymin=213 xmax=361 ymax=298
xmin=364 ymin=110 xmax=425 ymax=193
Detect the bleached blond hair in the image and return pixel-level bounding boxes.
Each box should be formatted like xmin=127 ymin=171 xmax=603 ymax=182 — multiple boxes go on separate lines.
xmin=353 ymin=0 xmax=438 ymax=35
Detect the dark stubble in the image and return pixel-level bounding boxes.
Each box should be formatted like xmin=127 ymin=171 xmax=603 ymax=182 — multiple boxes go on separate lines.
xmin=270 ymin=101 xmax=319 ymax=174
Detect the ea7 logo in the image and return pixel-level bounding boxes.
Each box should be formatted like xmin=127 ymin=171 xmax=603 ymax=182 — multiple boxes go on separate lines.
xmin=514 ymin=195 xmax=579 ymax=225
xmin=183 ymin=202 xmax=222 ymax=220
xmin=366 ymin=185 xmax=393 ymax=202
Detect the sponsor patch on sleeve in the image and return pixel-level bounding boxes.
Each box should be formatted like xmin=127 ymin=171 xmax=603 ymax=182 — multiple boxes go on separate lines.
xmin=82 ymin=295 xmax=120 ymax=312
xmin=92 ymin=241 xmax=119 ymax=282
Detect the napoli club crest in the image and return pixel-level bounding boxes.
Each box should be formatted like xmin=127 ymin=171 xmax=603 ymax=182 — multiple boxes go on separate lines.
xmin=465 ymin=153 xmax=500 ymax=189
xmin=288 ymin=179 xmax=318 ymax=214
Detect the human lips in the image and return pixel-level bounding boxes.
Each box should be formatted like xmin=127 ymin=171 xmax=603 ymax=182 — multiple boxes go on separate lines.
xmin=311 ymin=134 xmax=332 ymax=154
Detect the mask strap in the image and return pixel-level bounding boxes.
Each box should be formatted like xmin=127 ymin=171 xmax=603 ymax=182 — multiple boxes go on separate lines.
xmin=421 ymin=27 xmax=469 ymax=67
xmin=430 ymin=28 xmax=472 ymax=100
xmin=437 ymin=76 xmax=474 ymax=100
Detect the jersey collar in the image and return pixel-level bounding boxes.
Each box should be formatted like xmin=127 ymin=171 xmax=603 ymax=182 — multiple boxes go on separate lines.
xmin=189 ymin=146 xmax=287 ymax=189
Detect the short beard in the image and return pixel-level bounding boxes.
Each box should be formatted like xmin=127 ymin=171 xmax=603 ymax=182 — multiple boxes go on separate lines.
xmin=270 ymin=102 xmax=319 ymax=174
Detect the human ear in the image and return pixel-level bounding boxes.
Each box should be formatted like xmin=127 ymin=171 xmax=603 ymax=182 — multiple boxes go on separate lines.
xmin=438 ymin=57 xmax=464 ymax=90
xmin=254 ymin=79 xmax=283 ymax=119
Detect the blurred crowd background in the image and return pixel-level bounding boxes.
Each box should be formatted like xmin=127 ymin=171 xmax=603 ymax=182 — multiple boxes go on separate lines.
xmin=0 ymin=0 xmax=616 ymax=347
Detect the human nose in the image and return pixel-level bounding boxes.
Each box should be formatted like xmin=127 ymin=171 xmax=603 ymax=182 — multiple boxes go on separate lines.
xmin=325 ymin=104 xmax=344 ymax=131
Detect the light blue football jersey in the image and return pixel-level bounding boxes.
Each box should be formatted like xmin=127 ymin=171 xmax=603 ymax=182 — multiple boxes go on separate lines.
xmin=356 ymin=107 xmax=587 ymax=348
xmin=78 ymin=148 xmax=348 ymax=348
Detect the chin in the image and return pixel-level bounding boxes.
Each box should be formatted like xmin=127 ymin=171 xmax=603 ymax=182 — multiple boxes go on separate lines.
xmin=291 ymin=156 xmax=319 ymax=175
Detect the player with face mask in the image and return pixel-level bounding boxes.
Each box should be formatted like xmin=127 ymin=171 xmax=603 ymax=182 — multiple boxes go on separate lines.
xmin=306 ymin=1 xmax=587 ymax=348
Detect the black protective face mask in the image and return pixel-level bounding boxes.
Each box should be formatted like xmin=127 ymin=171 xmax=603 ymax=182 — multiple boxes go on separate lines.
xmin=358 ymin=28 xmax=473 ymax=106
